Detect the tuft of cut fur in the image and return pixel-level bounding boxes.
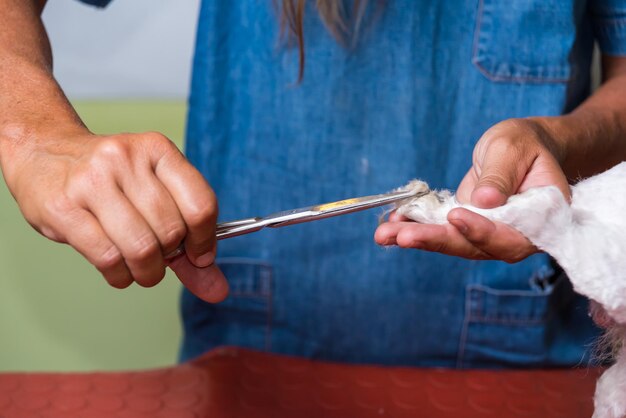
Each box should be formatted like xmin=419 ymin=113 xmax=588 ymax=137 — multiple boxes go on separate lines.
xmin=394 ymin=162 xmax=626 ymax=418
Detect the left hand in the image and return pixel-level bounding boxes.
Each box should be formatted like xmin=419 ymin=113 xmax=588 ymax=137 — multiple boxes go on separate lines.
xmin=374 ymin=118 xmax=571 ymax=263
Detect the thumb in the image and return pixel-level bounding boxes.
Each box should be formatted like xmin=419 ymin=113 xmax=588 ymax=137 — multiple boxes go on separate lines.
xmin=471 ymin=145 xmax=530 ymax=209
xmin=167 ymin=255 xmax=229 ymax=303
xmin=471 ymin=166 xmax=524 ymax=209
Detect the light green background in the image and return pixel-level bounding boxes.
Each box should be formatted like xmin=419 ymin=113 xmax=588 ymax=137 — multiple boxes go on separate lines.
xmin=0 ymin=102 xmax=187 ymax=372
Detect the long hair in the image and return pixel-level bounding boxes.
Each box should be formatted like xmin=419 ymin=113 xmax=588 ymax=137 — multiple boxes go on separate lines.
xmin=279 ymin=0 xmax=369 ymax=81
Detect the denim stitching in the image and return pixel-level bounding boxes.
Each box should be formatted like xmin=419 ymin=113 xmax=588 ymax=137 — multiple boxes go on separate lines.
xmin=466 ymin=284 xmax=552 ymax=324
xmin=468 ymin=284 xmax=555 ymax=297
xmin=471 ymin=0 xmax=485 ymax=69
xmin=217 ymin=257 xmax=272 ymax=298
xmin=217 ymin=257 xmax=273 ymax=268
xmin=456 ymin=284 xmax=474 ymax=369
xmin=472 ymin=60 xmax=571 ymax=83
xmin=458 ymin=281 xmax=554 ymax=366
xmin=215 ymin=257 xmax=273 ymax=351
xmin=469 ymin=317 xmax=546 ymax=325
xmin=471 ymin=0 xmax=571 ymax=83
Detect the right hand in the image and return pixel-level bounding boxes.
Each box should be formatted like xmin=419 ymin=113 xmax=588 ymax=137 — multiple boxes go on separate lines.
xmin=0 ymin=127 xmax=228 ymax=302
xmin=375 ymin=118 xmax=569 ymax=264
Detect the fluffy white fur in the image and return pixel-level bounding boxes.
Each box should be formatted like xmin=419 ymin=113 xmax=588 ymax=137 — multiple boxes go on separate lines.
xmin=394 ymin=162 xmax=626 ymax=418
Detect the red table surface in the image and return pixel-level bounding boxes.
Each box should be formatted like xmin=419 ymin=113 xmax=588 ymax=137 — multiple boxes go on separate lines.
xmin=0 ymin=346 xmax=601 ymax=418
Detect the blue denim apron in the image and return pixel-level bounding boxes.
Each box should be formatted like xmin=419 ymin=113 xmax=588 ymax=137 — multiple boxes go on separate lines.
xmin=75 ymin=0 xmax=606 ymax=367
xmin=177 ymin=0 xmax=604 ymax=367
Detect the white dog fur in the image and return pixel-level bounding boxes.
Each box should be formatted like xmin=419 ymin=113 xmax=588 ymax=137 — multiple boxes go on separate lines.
xmin=394 ymin=162 xmax=626 ymax=418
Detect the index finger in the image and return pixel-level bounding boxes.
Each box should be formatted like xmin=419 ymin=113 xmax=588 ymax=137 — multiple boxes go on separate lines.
xmin=155 ymin=146 xmax=217 ymax=267
xmin=447 ymin=208 xmax=537 ymax=263
xmin=375 ymin=221 xmax=490 ymax=260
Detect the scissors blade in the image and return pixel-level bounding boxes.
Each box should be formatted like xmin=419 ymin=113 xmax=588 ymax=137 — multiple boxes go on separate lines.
xmin=215 ymin=188 xmax=428 ymax=240
xmin=266 ymin=188 xmax=425 ymax=227
xmin=164 ymin=187 xmax=428 ymax=258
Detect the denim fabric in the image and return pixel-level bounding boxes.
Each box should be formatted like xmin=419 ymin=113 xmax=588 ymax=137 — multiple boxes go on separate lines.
xmin=178 ymin=0 xmax=622 ymax=368
xmin=589 ymin=0 xmax=626 ymax=55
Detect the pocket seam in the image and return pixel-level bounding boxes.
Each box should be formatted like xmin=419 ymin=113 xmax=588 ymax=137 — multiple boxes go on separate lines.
xmin=217 ymin=257 xmax=272 ymax=298
xmin=472 ymin=0 xmax=572 ymax=84
xmin=471 ymin=285 xmax=553 ymax=320
xmin=215 ymin=257 xmax=273 ymax=351
xmin=456 ymin=284 xmax=549 ymax=369
xmin=466 ymin=283 xmax=557 ymax=324
xmin=457 ymin=279 xmax=565 ymax=367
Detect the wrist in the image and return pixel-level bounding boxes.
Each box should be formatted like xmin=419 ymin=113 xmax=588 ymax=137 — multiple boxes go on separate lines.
xmin=0 ymin=121 xmax=90 ymax=175
xmin=0 ymin=62 xmax=89 ymax=160
xmin=527 ymin=106 xmax=624 ymax=180
xmin=524 ymin=116 xmax=569 ymax=165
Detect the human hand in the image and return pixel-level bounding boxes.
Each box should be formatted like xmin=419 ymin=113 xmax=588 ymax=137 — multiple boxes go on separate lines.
xmin=0 ymin=128 xmax=228 ymax=302
xmin=375 ymin=118 xmax=571 ymax=263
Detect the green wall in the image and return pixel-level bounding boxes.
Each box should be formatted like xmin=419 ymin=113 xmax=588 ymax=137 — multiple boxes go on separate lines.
xmin=0 ymin=102 xmax=187 ymax=372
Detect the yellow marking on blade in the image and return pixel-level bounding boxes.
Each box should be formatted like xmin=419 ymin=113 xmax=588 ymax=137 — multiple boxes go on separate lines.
xmin=314 ymin=198 xmax=361 ymax=211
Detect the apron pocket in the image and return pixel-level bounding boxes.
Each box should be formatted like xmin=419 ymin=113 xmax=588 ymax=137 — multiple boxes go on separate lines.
xmin=457 ymin=272 xmax=574 ymax=367
xmin=472 ymin=0 xmax=576 ymax=83
xmin=180 ymin=258 xmax=273 ymax=359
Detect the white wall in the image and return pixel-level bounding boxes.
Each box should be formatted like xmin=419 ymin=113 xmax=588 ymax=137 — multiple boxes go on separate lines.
xmin=42 ymin=0 xmax=200 ymax=99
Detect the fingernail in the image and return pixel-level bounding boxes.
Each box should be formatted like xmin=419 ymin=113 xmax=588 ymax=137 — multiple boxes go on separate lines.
xmin=195 ymin=252 xmax=215 ymax=267
xmin=451 ymin=219 xmax=468 ymax=234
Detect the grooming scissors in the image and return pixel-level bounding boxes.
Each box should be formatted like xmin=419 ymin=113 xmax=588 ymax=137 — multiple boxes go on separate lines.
xmin=165 ymin=187 xmax=428 ymax=259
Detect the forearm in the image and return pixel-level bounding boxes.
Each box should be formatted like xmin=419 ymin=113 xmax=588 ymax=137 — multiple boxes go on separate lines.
xmin=0 ymin=0 xmax=87 ymax=168
xmin=535 ymin=56 xmax=626 ymax=181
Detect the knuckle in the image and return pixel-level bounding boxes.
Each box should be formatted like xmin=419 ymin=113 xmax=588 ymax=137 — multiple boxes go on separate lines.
xmin=40 ymin=225 xmax=64 ymax=242
xmin=161 ymin=224 xmax=187 ymax=250
xmin=186 ymin=204 xmax=216 ymax=229
xmin=499 ymin=118 xmax=524 ymax=132
xmin=144 ymin=131 xmax=169 ymax=143
xmin=68 ymin=167 xmax=106 ymax=194
xmin=41 ymin=195 xmax=77 ymax=223
xmin=143 ymin=131 xmax=176 ymax=150
xmin=126 ymin=236 xmax=161 ymax=263
xmin=94 ymin=138 xmax=131 ymax=162
xmin=491 ymin=118 xmax=527 ymax=138
xmin=478 ymin=172 xmax=510 ymax=192
xmin=466 ymin=230 xmax=490 ymax=247
xmin=37 ymin=196 xmax=81 ymax=241
xmin=94 ymin=247 xmax=123 ymax=271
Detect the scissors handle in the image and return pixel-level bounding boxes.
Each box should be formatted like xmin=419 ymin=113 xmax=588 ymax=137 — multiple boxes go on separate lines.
xmin=216 ymin=217 xmax=260 ymax=232
xmin=216 ymin=218 xmax=265 ymax=240
xmin=164 ymin=220 xmax=260 ymax=259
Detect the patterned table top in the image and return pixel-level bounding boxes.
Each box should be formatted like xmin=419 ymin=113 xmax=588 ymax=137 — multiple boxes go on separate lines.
xmin=0 ymin=346 xmax=601 ymax=418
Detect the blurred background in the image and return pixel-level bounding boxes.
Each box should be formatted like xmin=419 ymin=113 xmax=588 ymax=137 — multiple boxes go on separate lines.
xmin=0 ymin=0 xmax=200 ymax=371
